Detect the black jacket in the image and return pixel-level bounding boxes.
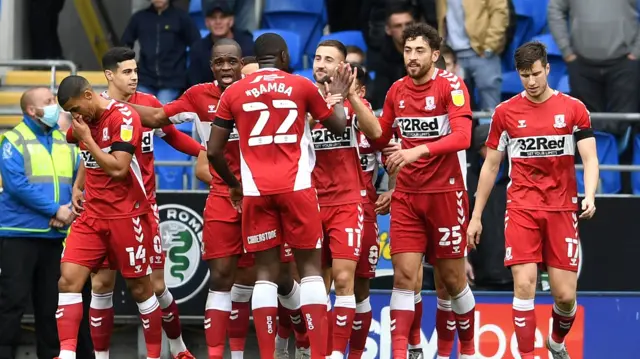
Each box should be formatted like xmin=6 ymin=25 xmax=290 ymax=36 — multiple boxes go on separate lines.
xmin=121 ymin=5 xmax=200 ymax=89
xmin=367 ymin=35 xmax=405 ymax=109
xmin=187 ymin=30 xmax=255 ymax=86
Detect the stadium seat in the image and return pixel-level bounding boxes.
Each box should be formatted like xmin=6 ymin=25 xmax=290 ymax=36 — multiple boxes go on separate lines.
xmin=3 ymin=70 xmax=108 ymax=87
xmin=188 ymin=0 xmax=205 ymax=31
xmin=154 ymin=137 xmax=189 ymax=190
xmin=631 ymin=135 xmax=640 ymax=194
xmin=294 ymin=68 xmax=314 ymax=81
xmin=253 ymin=29 xmax=303 ymax=69
xmin=502 ymin=0 xmax=536 ymax=71
xmin=576 ymin=131 xmax=621 ymax=194
xmin=557 ymin=74 xmax=570 ymax=93
xmin=500 ymin=71 xmax=523 ymax=98
xmin=369 ymin=71 xmax=376 ymax=80
xmin=188 ymin=0 xmax=201 ymax=14
xmin=199 ymin=29 xmax=209 ymax=38
xmin=318 ymin=31 xmax=367 ymax=52
xmin=262 ymin=0 xmax=326 ymax=61
xmin=531 ymin=0 xmax=549 ymax=35
xmin=531 ymin=34 xmax=565 ymax=88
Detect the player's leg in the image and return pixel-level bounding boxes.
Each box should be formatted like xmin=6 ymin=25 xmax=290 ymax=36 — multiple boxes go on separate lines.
xmin=279 ymin=188 xmax=329 ymax=359
xmin=89 ymin=268 xmax=117 ymax=359
xmin=57 ymin=216 xmax=106 ymax=359
xmin=389 ymin=191 xmax=426 ymax=359
xmin=505 ymin=209 xmax=544 ymax=359
xmin=276 ymin=255 xmax=310 ymax=359
xmin=348 ymin=220 xmax=378 ymax=359
xmin=544 ymin=211 xmax=581 ymax=358
xmin=432 ymin=267 xmax=455 ymax=359
xmin=109 ymin=214 xmax=163 ymax=359
xmin=327 ymin=203 xmax=363 ymax=359
xmin=320 ymin=231 xmax=334 ymax=358
xmin=228 ymin=257 xmax=255 ymax=359
xmin=242 ymin=195 xmax=283 ymax=358
xmin=429 ymin=191 xmax=476 ymax=358
xmin=407 ymin=264 xmax=425 ymax=359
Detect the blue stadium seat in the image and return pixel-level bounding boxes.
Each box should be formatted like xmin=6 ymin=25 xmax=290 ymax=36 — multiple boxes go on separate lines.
xmin=189 ymin=1 xmax=205 ymax=31
xmin=294 ymin=68 xmax=314 ymax=81
xmin=154 ymin=137 xmax=189 ymax=190
xmin=557 ymin=74 xmax=570 ymax=93
xmin=369 ymin=71 xmax=376 ymax=80
xmin=500 ymin=71 xmax=523 ymax=98
xmin=253 ymin=29 xmax=303 ymax=69
xmin=318 ymin=31 xmax=367 ymax=52
xmin=576 ymin=131 xmax=621 ymax=194
xmin=531 ymin=34 xmax=565 ymax=88
xmin=199 ymin=29 xmax=209 ymax=38
xmin=631 ymin=135 xmax=640 ymax=194
xmin=262 ymin=0 xmax=326 ymax=61
xmin=531 ymin=0 xmax=549 ymax=35
xmin=502 ymin=0 xmax=537 ymax=71
xmin=188 ymin=0 xmax=202 ymax=14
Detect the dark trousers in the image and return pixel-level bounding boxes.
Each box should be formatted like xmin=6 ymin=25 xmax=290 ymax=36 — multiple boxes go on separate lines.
xmin=567 ymin=57 xmax=639 ymax=135
xmin=28 ymin=0 xmax=65 ymax=59
xmin=0 ymin=237 xmax=94 ymax=359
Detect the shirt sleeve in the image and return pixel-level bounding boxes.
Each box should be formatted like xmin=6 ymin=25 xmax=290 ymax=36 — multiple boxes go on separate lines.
xmin=160 ymin=124 xmax=203 ymax=156
xmin=572 ymin=99 xmax=592 ymax=132
xmin=368 ymin=85 xmax=397 ymax=150
xmin=109 ymin=105 xmax=142 ymax=154
xmin=0 ymin=138 xmax=60 ymax=217
xmin=214 ymin=89 xmax=234 ymax=121
xmin=485 ymin=106 xmax=507 ymax=151
xmin=304 ymin=80 xmax=333 ymax=121
xmin=163 ymin=89 xmax=197 ymax=123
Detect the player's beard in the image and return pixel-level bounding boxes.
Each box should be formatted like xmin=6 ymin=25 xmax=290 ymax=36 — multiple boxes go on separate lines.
xmin=406 ymin=61 xmax=431 ymax=81
xmin=314 ymin=69 xmax=331 ymax=84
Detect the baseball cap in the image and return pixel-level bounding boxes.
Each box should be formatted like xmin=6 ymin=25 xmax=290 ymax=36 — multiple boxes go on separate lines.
xmin=204 ymin=0 xmax=234 ymax=17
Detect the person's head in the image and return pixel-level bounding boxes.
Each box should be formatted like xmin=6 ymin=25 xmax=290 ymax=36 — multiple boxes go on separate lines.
xmin=386 ymin=3 xmax=415 ymax=47
xmin=242 ymin=56 xmax=259 ymax=75
xmin=349 ymin=62 xmax=369 ymax=98
xmin=402 ymin=23 xmax=441 ymax=81
xmin=57 ymin=76 xmax=99 ymax=121
xmin=439 ymin=44 xmax=457 ymax=73
xmin=150 ymin=0 xmax=169 ymax=11
xmin=514 ymin=41 xmax=550 ymax=99
xmin=254 ymin=33 xmax=290 ymax=70
xmin=313 ymin=40 xmax=347 ymax=84
xmin=210 ymin=38 xmax=243 ymax=89
xmin=102 ymin=47 xmax=138 ymax=97
xmin=204 ymin=1 xmax=234 ymax=38
xmin=346 ymin=45 xmax=366 ymax=65
xmin=20 ymin=87 xmax=60 ymax=128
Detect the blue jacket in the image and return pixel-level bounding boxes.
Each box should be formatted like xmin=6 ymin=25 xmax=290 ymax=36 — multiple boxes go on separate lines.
xmin=0 ymin=116 xmax=80 ymax=239
xmin=121 ymin=4 xmax=201 ymax=89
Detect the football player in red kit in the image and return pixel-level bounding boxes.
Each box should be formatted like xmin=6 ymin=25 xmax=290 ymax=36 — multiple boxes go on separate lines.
xmin=128 ymin=39 xmax=269 ymax=359
xmin=309 ymin=40 xmax=365 ymax=359
xmin=468 ymin=42 xmax=598 ymax=359
xmin=55 ymin=75 xmax=161 ymax=359
xmin=68 ymin=47 xmax=201 ymax=359
xmin=207 ymin=33 xmax=351 ymax=359
xmin=352 ymin=24 xmax=477 ymax=359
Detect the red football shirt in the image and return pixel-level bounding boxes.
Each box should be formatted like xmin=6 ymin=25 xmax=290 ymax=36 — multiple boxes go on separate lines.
xmin=215 ymin=68 xmax=334 ymax=196
xmin=355 ymin=99 xmax=379 ymax=222
xmin=80 ymin=100 xmax=149 ymax=219
xmin=311 ymin=99 xmax=366 ymax=206
xmin=485 ymin=91 xmax=591 ymax=211
xmin=163 ymin=82 xmax=241 ymax=196
xmin=373 ymin=69 xmax=473 ymax=193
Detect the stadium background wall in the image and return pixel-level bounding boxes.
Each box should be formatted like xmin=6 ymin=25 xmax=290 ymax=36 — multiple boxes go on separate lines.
xmin=22 ymin=192 xmax=640 ymax=357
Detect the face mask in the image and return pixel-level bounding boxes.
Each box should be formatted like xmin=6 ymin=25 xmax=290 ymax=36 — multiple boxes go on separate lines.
xmin=37 ymin=104 xmax=61 ymax=128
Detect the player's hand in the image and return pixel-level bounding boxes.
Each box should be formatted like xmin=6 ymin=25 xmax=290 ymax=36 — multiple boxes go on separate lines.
xmin=467 ymin=217 xmax=482 ymax=250
xmin=71 ymin=116 xmax=91 ymax=142
xmin=348 ymin=66 xmax=359 ymax=96
xmin=375 ymin=190 xmax=393 ymax=215
xmin=229 ymin=186 xmax=243 ymax=213
xmin=325 ymin=93 xmax=343 ymax=107
xmin=465 ymin=257 xmax=475 ymax=284
xmin=326 ymin=62 xmax=354 ymax=99
xmin=55 ymin=204 xmax=75 ymax=225
xmin=381 ymin=141 xmax=401 ymax=157
xmin=579 ymin=197 xmax=596 ymax=219
xmin=49 ymin=217 xmax=66 ymax=228
xmin=385 ymin=146 xmax=425 ymax=175
xmin=71 ymin=187 xmax=85 ymax=216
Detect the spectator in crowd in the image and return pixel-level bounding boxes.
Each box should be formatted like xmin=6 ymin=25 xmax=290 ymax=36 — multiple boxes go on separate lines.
xmin=346 ymin=45 xmax=366 ymax=67
xmin=202 ymin=0 xmax=258 ymax=32
xmin=440 ymin=44 xmax=463 ymax=78
xmin=28 ymin=0 xmax=66 ymax=60
xmin=367 ymin=2 xmax=415 ymax=109
xmin=548 ymin=0 xmax=640 ymax=136
xmin=436 ymin=0 xmax=508 ymax=111
xmin=188 ymin=1 xmax=254 ymax=86
xmin=121 ymin=0 xmax=200 ymax=103
xmin=0 ymin=88 xmax=81 ymax=359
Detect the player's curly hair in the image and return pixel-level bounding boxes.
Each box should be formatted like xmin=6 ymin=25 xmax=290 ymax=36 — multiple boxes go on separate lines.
xmin=402 ymin=23 xmax=441 ymax=51
xmin=515 ymin=41 xmax=548 ymax=71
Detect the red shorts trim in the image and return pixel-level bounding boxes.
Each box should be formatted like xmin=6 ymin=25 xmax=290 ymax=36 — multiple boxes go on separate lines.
xmin=356 ymin=221 xmax=379 ymax=278
xmin=321 ymin=203 xmax=364 ymax=266
xmin=504 ymin=209 xmax=580 ymax=272
xmin=390 ymin=191 xmax=469 ymax=264
xmin=63 ymin=213 xmax=155 ymax=278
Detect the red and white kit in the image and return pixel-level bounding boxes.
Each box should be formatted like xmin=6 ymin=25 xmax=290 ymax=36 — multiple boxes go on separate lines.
xmin=371 ymin=70 xmax=473 ymax=264
xmin=312 ymin=99 xmax=367 ymax=265
xmin=63 ymin=100 xmax=154 ymax=278
xmin=485 ymin=91 xmax=592 ymax=271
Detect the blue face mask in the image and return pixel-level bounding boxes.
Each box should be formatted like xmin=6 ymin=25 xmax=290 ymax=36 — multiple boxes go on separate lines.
xmin=37 ymin=104 xmax=61 ymax=128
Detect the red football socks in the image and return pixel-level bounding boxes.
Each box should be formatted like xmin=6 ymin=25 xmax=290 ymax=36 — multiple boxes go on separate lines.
xmin=390 ymin=288 xmax=414 ymax=359
xmin=57 ymin=293 xmax=84 ymax=357
xmin=551 ymin=302 xmax=577 ymax=345
xmin=204 ymin=290 xmax=231 ymax=359
xmin=300 ymin=276 xmax=329 ymax=359
xmin=347 ymin=297 xmax=372 ymax=359
xmin=513 ymin=297 xmax=537 ymax=357
xmin=229 ymin=284 xmax=253 ymax=356
xmin=435 ymin=298 xmax=455 ymax=357
xmin=137 ymin=295 xmax=163 ymax=359
xmin=451 ymin=285 xmax=476 ymax=356
xmin=409 ymin=293 xmax=423 ymax=347
xmin=89 ymin=292 xmax=114 ymax=354
xmin=252 ymin=281 xmax=279 ymax=358
xmin=331 ymin=295 xmax=356 ymax=356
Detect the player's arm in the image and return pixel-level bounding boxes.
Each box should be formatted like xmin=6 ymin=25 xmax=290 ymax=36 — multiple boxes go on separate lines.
xmin=574 ymin=102 xmax=598 ymax=218
xmin=348 ymin=90 xmax=382 ymax=139
xmin=195 ymin=150 xmax=213 ymax=184
xmin=319 ymin=65 xmax=355 ymax=135
xmin=160 ymin=124 xmax=203 ymax=156
xmin=127 ymin=103 xmax=171 ymax=128
xmin=73 ymin=159 xmax=86 ymax=191
xmin=207 ymin=93 xmax=240 ymax=188
xmin=82 ymin=135 xmax=133 ymax=180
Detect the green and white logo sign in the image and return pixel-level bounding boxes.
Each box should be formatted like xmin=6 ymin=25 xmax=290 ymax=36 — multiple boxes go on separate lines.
xmin=159 ymin=204 xmax=209 ymax=304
